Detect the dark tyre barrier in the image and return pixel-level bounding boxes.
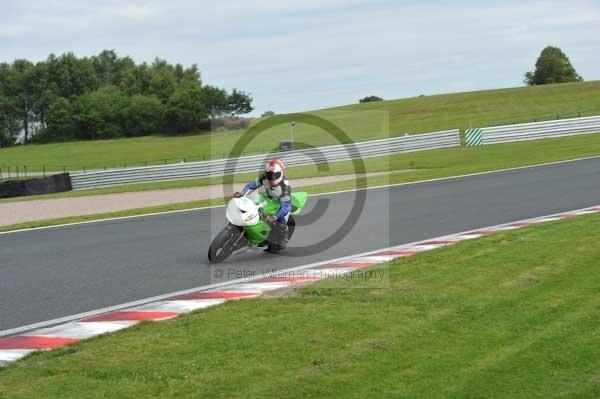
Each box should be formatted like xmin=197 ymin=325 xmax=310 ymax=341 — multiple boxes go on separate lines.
xmin=0 ymin=173 xmax=72 ymax=199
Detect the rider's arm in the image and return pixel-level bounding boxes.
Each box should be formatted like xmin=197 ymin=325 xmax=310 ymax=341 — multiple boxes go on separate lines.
xmin=276 ymin=200 xmax=291 ymax=223
xmin=275 ymin=180 xmax=292 ymax=223
xmin=242 ymin=174 xmax=263 ymax=193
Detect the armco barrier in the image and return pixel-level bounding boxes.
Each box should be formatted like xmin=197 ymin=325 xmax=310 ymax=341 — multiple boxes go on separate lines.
xmin=70 ymin=130 xmax=460 ymax=189
xmin=481 ymin=115 xmax=600 ymax=145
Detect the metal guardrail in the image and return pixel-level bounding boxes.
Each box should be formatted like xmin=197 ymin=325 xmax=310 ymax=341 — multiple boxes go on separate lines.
xmin=481 ymin=115 xmax=600 ymax=145
xmin=70 ymin=129 xmax=460 ymax=189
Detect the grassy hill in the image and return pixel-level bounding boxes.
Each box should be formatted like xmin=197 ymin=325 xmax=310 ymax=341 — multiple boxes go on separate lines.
xmin=1 ymin=81 xmax=599 ymax=173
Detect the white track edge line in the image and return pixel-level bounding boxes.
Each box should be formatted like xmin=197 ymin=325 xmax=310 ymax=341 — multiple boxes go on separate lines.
xmin=1 ymin=153 xmax=600 ymax=236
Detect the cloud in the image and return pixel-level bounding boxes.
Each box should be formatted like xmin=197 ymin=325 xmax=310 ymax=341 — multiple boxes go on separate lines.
xmin=1 ymin=0 xmax=598 ymax=114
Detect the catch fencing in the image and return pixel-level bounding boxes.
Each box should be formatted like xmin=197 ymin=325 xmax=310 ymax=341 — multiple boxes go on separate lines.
xmin=480 ymin=115 xmax=600 ymax=145
xmin=70 ymin=129 xmax=460 ymax=189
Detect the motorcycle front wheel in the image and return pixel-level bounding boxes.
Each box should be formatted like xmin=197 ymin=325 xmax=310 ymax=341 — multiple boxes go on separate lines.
xmin=208 ymin=224 xmax=245 ymax=263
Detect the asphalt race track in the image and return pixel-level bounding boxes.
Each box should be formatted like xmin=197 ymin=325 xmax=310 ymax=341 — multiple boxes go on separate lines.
xmin=1 ymin=157 xmax=600 ymax=332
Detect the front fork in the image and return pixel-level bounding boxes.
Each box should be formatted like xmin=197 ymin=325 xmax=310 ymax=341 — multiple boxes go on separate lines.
xmin=227 ymin=223 xmax=249 ymax=251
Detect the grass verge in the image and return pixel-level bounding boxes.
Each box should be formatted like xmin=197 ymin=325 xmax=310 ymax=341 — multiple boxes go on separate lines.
xmin=1 ymin=213 xmax=599 ymax=398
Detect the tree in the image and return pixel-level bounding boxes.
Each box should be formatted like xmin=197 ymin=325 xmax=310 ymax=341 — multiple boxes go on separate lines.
xmin=38 ymin=97 xmax=75 ymax=142
xmin=148 ymin=58 xmax=178 ymax=101
xmin=46 ymin=53 xmax=98 ymax=99
xmin=74 ymin=86 xmax=129 ymax=139
xmin=261 ymin=110 xmax=275 ymax=117
xmin=200 ymin=85 xmax=228 ymax=119
xmin=227 ymin=89 xmax=253 ymax=116
xmin=11 ymin=60 xmax=32 ymax=141
xmin=524 ymin=46 xmax=583 ymax=86
xmin=359 ymin=95 xmax=383 ymax=103
xmin=124 ymin=95 xmax=165 ymax=136
xmin=0 ymin=96 xmax=20 ymax=147
xmin=166 ymin=84 xmax=207 ymax=132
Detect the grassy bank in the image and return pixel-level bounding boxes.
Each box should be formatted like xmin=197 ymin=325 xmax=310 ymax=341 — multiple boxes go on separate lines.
xmin=1 ymin=81 xmax=599 ymax=172
xmin=1 ymin=212 xmax=599 ymax=398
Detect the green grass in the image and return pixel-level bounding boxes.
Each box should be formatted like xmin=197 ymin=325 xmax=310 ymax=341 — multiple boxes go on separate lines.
xmin=1 ymin=213 xmax=599 ymax=398
xmin=1 ymin=81 xmax=599 ymax=172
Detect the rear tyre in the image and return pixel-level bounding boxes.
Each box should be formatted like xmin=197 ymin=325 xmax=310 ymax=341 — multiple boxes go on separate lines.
xmin=208 ymin=225 xmax=244 ymax=263
xmin=287 ymin=216 xmax=296 ymax=239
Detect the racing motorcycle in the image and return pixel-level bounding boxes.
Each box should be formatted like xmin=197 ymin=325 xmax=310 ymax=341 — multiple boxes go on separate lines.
xmin=208 ymin=191 xmax=308 ymax=263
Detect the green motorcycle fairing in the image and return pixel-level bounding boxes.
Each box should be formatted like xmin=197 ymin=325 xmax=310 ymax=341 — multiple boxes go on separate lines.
xmin=243 ymin=192 xmax=308 ymax=246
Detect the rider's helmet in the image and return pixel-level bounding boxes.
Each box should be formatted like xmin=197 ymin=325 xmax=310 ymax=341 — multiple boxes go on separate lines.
xmin=265 ymin=159 xmax=285 ymax=187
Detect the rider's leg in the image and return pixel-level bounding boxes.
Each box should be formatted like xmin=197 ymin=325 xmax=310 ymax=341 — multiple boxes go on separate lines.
xmin=266 ymin=215 xmax=289 ymax=253
xmin=277 ymin=216 xmax=289 ymax=250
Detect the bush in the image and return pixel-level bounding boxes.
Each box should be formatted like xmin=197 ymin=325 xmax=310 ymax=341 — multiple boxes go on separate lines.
xmin=359 ymin=95 xmax=383 ymax=103
xmin=223 ymin=118 xmax=252 ymax=130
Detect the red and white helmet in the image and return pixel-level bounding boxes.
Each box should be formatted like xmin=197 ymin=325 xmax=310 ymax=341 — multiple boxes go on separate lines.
xmin=265 ymin=159 xmax=285 ymax=186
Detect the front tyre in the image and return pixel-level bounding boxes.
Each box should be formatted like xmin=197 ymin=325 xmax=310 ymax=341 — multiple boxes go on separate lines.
xmin=208 ymin=224 xmax=244 ymax=263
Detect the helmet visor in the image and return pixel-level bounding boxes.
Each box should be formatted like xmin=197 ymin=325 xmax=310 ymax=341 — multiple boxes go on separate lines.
xmin=266 ymin=171 xmax=281 ymax=181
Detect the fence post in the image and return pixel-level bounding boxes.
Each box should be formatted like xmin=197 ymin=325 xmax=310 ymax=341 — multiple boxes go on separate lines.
xmin=24 ymin=165 xmax=27 ymax=177
xmin=83 ymin=166 xmax=86 ymax=173
xmin=16 ymin=166 xmax=19 ymax=179
xmin=0 ymin=167 xmax=2 ymax=181
xmin=8 ymin=166 xmax=11 ymax=179
xmin=63 ymin=166 xmax=66 ymax=173
xmin=43 ymin=165 xmax=46 ymax=177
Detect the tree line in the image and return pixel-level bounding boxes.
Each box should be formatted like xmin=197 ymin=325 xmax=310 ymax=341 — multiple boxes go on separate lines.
xmin=0 ymin=50 xmax=253 ymax=147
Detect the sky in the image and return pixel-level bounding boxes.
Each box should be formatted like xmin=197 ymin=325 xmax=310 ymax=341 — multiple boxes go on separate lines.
xmin=1 ymin=0 xmax=599 ymax=115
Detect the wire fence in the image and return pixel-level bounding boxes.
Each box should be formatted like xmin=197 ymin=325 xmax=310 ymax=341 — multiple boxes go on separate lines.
xmin=0 ymin=153 xmax=266 ymax=181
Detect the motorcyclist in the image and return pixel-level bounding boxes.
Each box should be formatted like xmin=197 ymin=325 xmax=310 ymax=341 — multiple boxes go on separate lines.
xmin=234 ymin=159 xmax=292 ymax=253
